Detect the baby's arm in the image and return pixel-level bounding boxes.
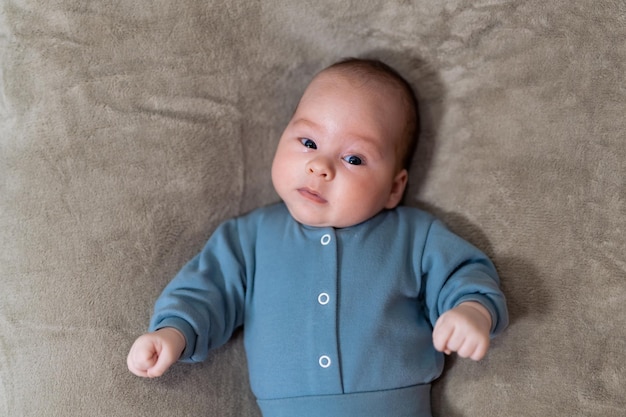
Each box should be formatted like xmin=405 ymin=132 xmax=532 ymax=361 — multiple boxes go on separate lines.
xmin=127 ymin=327 xmax=186 ymax=378
xmin=432 ymin=301 xmax=492 ymax=361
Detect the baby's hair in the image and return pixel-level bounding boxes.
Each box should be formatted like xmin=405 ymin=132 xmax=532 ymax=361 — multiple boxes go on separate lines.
xmin=323 ymin=58 xmax=419 ymax=171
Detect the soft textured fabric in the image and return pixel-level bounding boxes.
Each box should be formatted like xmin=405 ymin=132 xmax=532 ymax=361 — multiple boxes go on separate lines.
xmin=1 ymin=1 xmax=625 ymax=416
xmin=149 ymin=203 xmax=507 ymax=416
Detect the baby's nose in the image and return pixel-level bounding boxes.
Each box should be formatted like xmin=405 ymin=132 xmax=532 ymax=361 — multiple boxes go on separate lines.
xmin=306 ymin=157 xmax=335 ymax=180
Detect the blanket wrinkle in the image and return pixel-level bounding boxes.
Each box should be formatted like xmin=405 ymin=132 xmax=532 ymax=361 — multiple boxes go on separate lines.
xmin=133 ymin=95 xmax=240 ymax=125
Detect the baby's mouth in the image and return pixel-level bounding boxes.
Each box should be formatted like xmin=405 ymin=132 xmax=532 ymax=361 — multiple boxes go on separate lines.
xmin=297 ymin=187 xmax=327 ymax=204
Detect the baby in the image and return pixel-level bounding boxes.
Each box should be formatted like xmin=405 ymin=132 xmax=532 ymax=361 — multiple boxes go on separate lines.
xmin=128 ymin=58 xmax=508 ymax=417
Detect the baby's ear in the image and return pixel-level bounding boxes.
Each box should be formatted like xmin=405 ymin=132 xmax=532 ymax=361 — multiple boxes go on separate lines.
xmin=385 ymin=169 xmax=408 ymax=209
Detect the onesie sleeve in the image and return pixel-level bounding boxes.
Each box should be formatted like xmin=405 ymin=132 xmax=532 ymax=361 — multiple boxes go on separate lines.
xmin=420 ymin=219 xmax=508 ymax=336
xmin=149 ymin=218 xmax=248 ymax=363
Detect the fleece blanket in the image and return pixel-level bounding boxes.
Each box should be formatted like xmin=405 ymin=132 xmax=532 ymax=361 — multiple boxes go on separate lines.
xmin=1 ymin=1 xmax=624 ymax=416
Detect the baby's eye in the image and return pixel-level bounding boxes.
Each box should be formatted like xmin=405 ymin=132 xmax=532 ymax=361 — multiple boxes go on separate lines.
xmin=300 ymin=138 xmax=317 ymax=149
xmin=343 ymin=155 xmax=363 ymax=165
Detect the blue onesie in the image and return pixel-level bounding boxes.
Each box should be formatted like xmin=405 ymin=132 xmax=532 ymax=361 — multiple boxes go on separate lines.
xmin=150 ymin=202 xmax=508 ymax=417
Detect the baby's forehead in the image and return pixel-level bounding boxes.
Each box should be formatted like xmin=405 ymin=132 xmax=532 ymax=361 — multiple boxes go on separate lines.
xmin=300 ymin=71 xmax=408 ymax=142
xmin=307 ymin=70 xmax=408 ymax=116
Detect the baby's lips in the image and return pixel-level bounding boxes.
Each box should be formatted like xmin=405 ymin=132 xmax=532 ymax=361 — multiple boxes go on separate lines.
xmin=297 ymin=187 xmax=327 ymax=203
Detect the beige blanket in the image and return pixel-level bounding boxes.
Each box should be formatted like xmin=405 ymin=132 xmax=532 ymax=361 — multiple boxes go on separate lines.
xmin=1 ymin=1 xmax=624 ymax=415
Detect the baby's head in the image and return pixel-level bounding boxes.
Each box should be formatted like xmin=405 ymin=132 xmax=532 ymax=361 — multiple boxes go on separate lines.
xmin=271 ymin=58 xmax=419 ymax=228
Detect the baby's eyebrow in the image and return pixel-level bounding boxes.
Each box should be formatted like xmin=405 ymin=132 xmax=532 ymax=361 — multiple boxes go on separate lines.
xmin=291 ymin=118 xmax=321 ymax=132
xmin=351 ymin=138 xmax=384 ymax=160
xmin=341 ymin=129 xmax=386 ymax=160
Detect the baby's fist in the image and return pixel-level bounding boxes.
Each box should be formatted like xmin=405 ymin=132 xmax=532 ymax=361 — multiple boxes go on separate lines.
xmin=127 ymin=327 xmax=186 ymax=378
xmin=432 ymin=302 xmax=492 ymax=361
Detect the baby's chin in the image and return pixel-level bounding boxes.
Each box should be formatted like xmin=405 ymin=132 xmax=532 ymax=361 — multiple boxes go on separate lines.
xmin=282 ymin=204 xmax=333 ymax=228
xmin=288 ymin=211 xmax=334 ymax=228
xmin=284 ymin=204 xmax=367 ymax=229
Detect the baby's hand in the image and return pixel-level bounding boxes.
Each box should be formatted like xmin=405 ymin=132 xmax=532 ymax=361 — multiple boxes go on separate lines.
xmin=432 ymin=301 xmax=492 ymax=361
xmin=127 ymin=327 xmax=186 ymax=378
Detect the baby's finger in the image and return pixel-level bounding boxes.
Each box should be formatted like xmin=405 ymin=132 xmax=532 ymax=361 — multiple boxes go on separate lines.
xmin=145 ymin=346 xmax=177 ymax=378
xmin=127 ymin=337 xmax=158 ymax=375
xmin=445 ymin=332 xmax=466 ymax=355
xmin=127 ymin=350 xmax=152 ymax=377
xmin=456 ymin=339 xmax=478 ymax=359
xmin=135 ymin=349 xmax=158 ymax=370
xmin=455 ymin=336 xmax=489 ymax=361
xmin=469 ymin=340 xmax=489 ymax=361
xmin=432 ymin=322 xmax=454 ymax=353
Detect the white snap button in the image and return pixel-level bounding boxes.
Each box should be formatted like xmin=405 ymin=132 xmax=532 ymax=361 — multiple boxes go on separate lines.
xmin=320 ymin=234 xmax=331 ymax=245
xmin=319 ymin=355 xmax=331 ymax=368
xmin=318 ymin=293 xmax=330 ymax=305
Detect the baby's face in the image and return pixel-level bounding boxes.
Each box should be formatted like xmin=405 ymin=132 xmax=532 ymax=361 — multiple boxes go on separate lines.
xmin=271 ymin=71 xmax=408 ymax=228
